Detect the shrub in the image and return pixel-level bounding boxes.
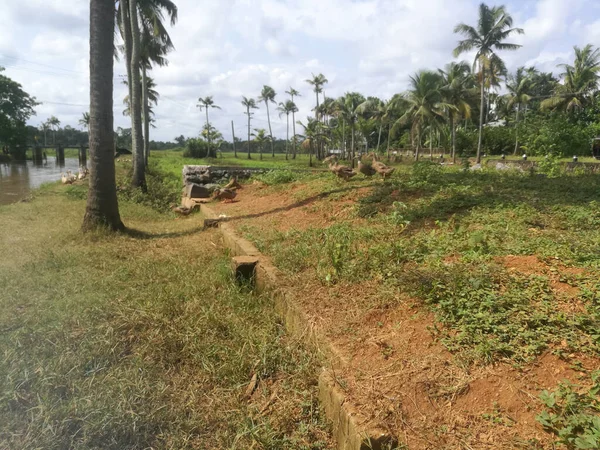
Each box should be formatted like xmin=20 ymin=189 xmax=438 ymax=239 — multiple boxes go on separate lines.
xmin=482 ymin=126 xmax=515 ymax=155
xmin=183 ymin=139 xmax=215 ymax=158
xmin=254 ymin=170 xmax=299 ymax=185
xmin=411 ymin=160 xmax=443 ymax=183
xmin=455 ymin=129 xmax=477 ymax=156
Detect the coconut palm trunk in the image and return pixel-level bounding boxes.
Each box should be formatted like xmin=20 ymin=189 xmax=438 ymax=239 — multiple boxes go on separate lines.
xmin=205 ymin=107 xmax=211 ymax=148
xmin=376 ymin=123 xmax=383 ymax=154
xmin=429 ymin=128 xmax=434 ymax=160
xmin=513 ymin=103 xmax=521 ymax=155
xmin=247 ymin=114 xmax=251 ymax=159
xmin=350 ymin=124 xmax=355 ymax=163
xmin=450 ymin=114 xmax=457 ymax=164
xmin=285 ymin=113 xmax=289 ymax=160
xmin=142 ymin=65 xmax=150 ymax=167
xmin=387 ymin=127 xmax=392 ymax=161
xmin=415 ymin=129 xmax=421 ymax=161
xmin=265 ymin=102 xmax=274 ymax=157
xmin=129 ymin=0 xmax=145 ymax=189
xmin=83 ymin=0 xmax=124 ymax=231
xmin=476 ymin=63 xmax=485 ymax=164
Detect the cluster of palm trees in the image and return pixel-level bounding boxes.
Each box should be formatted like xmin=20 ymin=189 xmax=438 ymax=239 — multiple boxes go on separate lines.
xmin=118 ymin=0 xmax=177 ymax=189
xmin=38 ymin=116 xmax=61 ymax=146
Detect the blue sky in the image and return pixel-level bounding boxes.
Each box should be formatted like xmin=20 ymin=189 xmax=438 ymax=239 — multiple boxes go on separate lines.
xmin=1 ymin=0 xmax=599 ymax=141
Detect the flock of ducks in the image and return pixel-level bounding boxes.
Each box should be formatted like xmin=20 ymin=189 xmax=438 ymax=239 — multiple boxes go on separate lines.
xmin=324 ymin=152 xmax=395 ymax=181
xmin=61 ymin=168 xmax=89 ymax=184
xmin=171 ymin=177 xmax=242 ymax=216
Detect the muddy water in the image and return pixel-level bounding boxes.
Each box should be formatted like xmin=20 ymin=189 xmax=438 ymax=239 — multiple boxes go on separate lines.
xmin=0 ymin=158 xmax=85 ymax=205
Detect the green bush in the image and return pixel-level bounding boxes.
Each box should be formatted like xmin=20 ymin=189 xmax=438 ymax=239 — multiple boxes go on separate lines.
xmin=412 ymin=160 xmax=443 ymax=183
xmin=482 ymin=126 xmax=515 ymax=155
xmin=254 ymin=169 xmax=299 ymax=185
xmin=455 ymin=129 xmax=477 ymax=156
xmin=183 ymin=138 xmax=215 ymax=158
xmin=118 ymin=163 xmax=180 ymax=211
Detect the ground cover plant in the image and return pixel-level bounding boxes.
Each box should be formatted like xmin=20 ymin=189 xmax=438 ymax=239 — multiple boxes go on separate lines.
xmin=0 ymin=178 xmax=332 ymax=449
xmin=207 ymin=159 xmax=600 ymax=448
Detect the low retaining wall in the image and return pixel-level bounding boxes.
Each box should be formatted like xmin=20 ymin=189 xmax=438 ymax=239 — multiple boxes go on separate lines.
xmin=486 ymin=158 xmax=600 ymax=173
xmin=199 ymin=203 xmax=397 ymax=450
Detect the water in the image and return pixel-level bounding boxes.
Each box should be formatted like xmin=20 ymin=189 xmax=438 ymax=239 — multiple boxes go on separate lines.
xmin=0 ymin=158 xmax=85 ymax=205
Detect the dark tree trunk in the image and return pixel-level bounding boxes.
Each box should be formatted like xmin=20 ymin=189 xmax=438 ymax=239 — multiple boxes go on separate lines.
xmin=450 ymin=114 xmax=456 ymax=164
xmin=247 ymin=110 xmax=251 ymax=159
xmin=142 ymin=65 xmax=149 ymax=167
xmin=513 ymin=103 xmax=521 ymax=155
xmin=129 ymin=0 xmax=145 ymax=189
xmin=231 ymin=120 xmax=237 ymax=158
xmin=285 ymin=113 xmax=289 ymax=160
xmin=265 ymin=101 xmax=274 ymax=157
xmin=83 ymin=0 xmax=124 ymax=232
xmin=476 ymin=63 xmax=485 ymax=164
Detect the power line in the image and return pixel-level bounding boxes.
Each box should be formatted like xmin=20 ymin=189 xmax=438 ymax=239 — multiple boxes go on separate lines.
xmin=0 ymin=53 xmax=85 ymax=75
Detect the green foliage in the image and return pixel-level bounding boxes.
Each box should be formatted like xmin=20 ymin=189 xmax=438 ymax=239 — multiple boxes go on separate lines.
xmin=537 ymin=372 xmax=600 ymax=449
xmin=0 ymin=67 xmax=38 ymax=159
xmin=117 ymin=163 xmax=179 ymax=211
xmin=537 ymin=153 xmax=564 ymax=177
xmin=411 ymin=160 xmax=443 ymax=183
xmin=455 ymin=129 xmax=477 ymax=156
xmin=183 ymin=138 xmax=215 ymax=158
xmin=482 ymin=126 xmax=515 ymax=154
xmin=254 ymin=169 xmax=301 ymax=185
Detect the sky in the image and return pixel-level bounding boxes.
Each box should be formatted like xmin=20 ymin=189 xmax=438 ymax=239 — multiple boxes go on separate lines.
xmin=2 ymin=0 xmax=600 ymax=142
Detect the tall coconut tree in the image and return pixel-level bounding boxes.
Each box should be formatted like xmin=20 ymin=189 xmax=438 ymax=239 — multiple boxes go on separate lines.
xmin=83 ymin=0 xmax=124 ymax=231
xmin=440 ymin=61 xmax=474 ymax=163
xmin=241 ymin=96 xmax=259 ymax=159
xmin=297 ymin=117 xmax=327 ymax=167
xmin=285 ymin=87 xmax=301 ymax=158
xmin=454 ymin=3 xmax=524 ymax=163
xmin=306 ymin=74 xmax=328 ymax=159
xmin=258 ymin=85 xmax=276 ymax=157
xmin=505 ymin=67 xmax=532 ymax=155
xmin=356 ymin=97 xmax=386 ymax=155
xmin=334 ymin=92 xmax=365 ymax=166
xmin=48 ymin=116 xmax=61 ymax=145
xmin=252 ymin=128 xmax=270 ymax=161
xmin=118 ymin=0 xmax=177 ymax=186
xmin=397 ymin=71 xmax=449 ymax=161
xmin=197 ymin=96 xmax=220 ymax=152
xmin=542 ymin=44 xmax=600 ymax=112
xmin=277 ymin=100 xmax=298 ymax=160
xmin=39 ymin=122 xmax=50 ymax=146
xmin=384 ymin=94 xmax=409 ymax=160
xmin=79 ymin=112 xmax=90 ymax=132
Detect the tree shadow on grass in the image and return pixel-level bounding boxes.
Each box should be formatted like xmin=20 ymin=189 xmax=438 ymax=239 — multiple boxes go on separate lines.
xmin=122 ymin=224 xmax=205 ymax=240
xmin=221 ymin=182 xmax=379 ymax=223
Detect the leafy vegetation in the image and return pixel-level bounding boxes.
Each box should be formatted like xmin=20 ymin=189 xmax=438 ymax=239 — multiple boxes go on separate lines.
xmin=0 ymin=182 xmax=332 ymax=449
xmin=537 ymin=372 xmax=600 ymax=449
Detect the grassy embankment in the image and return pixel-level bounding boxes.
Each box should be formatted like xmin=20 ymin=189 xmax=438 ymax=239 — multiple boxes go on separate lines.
xmin=0 ymin=173 xmax=332 ymax=448
xmin=232 ymin=161 xmax=600 ymax=445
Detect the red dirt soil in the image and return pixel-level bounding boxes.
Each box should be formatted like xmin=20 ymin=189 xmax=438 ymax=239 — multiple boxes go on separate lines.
xmin=206 ymin=184 xmax=600 ymax=449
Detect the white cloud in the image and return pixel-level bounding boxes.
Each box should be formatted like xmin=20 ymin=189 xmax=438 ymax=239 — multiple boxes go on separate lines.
xmin=2 ymin=0 xmax=600 ymax=141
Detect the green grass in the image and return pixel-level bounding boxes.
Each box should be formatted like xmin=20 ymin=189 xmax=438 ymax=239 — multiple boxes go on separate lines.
xmin=239 ymin=163 xmax=600 ymax=366
xmin=0 ymin=182 xmax=332 ymax=449
xmin=152 ymin=150 xmax=318 ymax=180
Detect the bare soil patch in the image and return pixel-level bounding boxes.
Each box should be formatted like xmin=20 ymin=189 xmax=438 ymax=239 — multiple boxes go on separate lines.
xmin=205 ymin=183 xmax=600 ymax=449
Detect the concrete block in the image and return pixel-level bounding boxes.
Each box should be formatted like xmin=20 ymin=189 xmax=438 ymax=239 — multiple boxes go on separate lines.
xmin=232 ymin=256 xmax=258 ymax=284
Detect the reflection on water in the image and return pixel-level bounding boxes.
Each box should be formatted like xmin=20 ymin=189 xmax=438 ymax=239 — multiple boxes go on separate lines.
xmin=0 ymin=158 xmax=86 ymax=205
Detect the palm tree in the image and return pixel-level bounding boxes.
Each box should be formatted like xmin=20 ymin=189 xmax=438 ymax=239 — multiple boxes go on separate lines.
xmin=397 ymin=71 xmax=448 ymax=161
xmin=440 ymin=61 xmax=474 ymax=163
xmin=285 ymin=87 xmax=301 ymax=158
xmin=241 ymin=96 xmax=259 ymax=159
xmin=505 ymin=67 xmax=533 ymax=155
xmin=83 ymin=0 xmax=124 ymax=231
xmin=48 ymin=116 xmax=61 ymax=145
xmin=252 ymin=129 xmax=271 ymax=160
xmin=306 ymin=74 xmax=328 ymax=159
xmin=258 ymin=85 xmax=277 ymax=157
xmin=277 ymin=100 xmax=298 ymax=160
xmin=39 ymin=122 xmax=50 ymax=146
xmin=197 ymin=96 xmax=221 ymax=152
xmin=118 ymin=0 xmax=177 ymax=186
xmin=542 ymin=44 xmax=600 ymax=112
xmin=297 ymin=117 xmax=327 ymax=167
xmin=306 ymin=74 xmax=328 ymax=119
xmin=356 ymin=97 xmax=386 ymax=155
xmin=334 ymin=92 xmax=365 ymax=166
xmin=383 ymin=94 xmax=409 ymax=160
xmin=79 ymin=112 xmax=90 ymax=132
xmin=454 ymin=3 xmax=524 ymax=163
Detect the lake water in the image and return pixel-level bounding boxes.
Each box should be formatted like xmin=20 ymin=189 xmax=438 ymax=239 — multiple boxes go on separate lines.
xmin=0 ymin=158 xmax=85 ymax=205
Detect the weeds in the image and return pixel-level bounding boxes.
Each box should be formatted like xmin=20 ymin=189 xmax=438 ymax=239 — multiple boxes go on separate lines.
xmin=254 ymin=169 xmax=303 ymax=185
xmin=537 ymin=371 xmax=600 ymax=449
